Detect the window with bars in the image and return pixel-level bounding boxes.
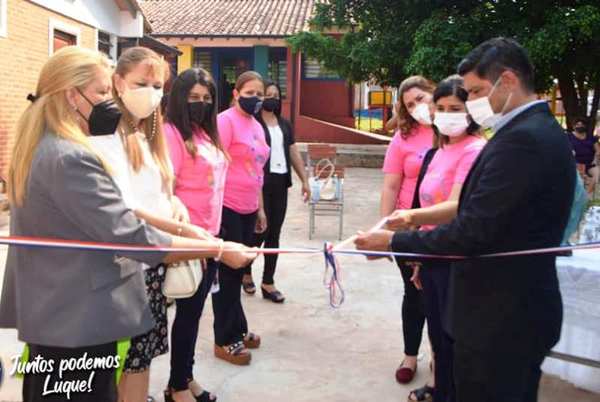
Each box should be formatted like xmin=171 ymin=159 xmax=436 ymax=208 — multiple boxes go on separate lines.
xmin=268 ymin=48 xmax=287 ymax=98
xmin=193 ymin=49 xmax=212 ymax=74
xmin=303 ymin=57 xmax=341 ymax=80
xmin=98 ymin=31 xmax=113 ymax=60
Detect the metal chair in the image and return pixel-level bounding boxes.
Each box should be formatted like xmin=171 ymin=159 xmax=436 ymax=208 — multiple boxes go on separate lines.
xmin=308 ymin=164 xmax=345 ymax=240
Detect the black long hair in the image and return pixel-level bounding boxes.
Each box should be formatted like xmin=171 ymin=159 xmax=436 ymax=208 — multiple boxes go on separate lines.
xmin=433 ymin=75 xmax=480 ymax=146
xmin=166 ymin=68 xmax=221 ymax=156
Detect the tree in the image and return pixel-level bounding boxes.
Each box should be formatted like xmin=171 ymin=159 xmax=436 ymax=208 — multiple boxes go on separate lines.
xmin=288 ymin=1 xmax=600 ymax=131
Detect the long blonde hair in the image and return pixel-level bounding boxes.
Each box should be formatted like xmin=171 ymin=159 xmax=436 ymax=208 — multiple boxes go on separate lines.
xmin=113 ymin=47 xmax=172 ymax=189
xmin=8 ymin=46 xmax=111 ymax=206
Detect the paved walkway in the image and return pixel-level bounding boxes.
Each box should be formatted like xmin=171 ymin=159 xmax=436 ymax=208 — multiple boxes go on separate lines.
xmin=0 ymin=168 xmax=597 ymax=401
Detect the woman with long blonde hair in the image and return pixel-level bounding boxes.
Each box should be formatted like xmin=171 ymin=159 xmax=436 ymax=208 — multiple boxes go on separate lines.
xmin=0 ymin=46 xmax=256 ymax=402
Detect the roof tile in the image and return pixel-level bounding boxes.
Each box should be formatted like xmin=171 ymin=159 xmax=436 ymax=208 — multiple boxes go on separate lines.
xmin=139 ymin=0 xmax=317 ymax=36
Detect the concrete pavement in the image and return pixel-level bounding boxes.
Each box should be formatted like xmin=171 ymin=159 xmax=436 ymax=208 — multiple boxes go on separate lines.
xmin=0 ymin=168 xmax=598 ymax=402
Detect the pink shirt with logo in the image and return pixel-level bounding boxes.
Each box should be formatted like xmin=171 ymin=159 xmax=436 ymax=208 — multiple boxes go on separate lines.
xmin=382 ymin=125 xmax=435 ymax=210
xmin=218 ymin=107 xmax=270 ymax=214
xmin=419 ymin=135 xmax=486 ymax=230
xmin=164 ymin=123 xmax=228 ymax=235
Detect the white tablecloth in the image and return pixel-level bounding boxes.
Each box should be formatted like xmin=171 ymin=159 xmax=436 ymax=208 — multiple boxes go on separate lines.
xmin=542 ymin=249 xmax=600 ymax=393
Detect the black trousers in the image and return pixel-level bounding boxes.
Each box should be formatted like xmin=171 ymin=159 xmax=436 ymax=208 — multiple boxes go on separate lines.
xmin=246 ymin=173 xmax=289 ymax=285
xmin=454 ymin=342 xmax=548 ymax=402
xmin=23 ymin=342 xmax=117 ymax=402
xmin=420 ymin=261 xmax=455 ymax=402
xmin=212 ymin=207 xmax=257 ymax=346
xmin=169 ymin=259 xmax=218 ymax=391
xmin=397 ymin=260 xmax=426 ymax=356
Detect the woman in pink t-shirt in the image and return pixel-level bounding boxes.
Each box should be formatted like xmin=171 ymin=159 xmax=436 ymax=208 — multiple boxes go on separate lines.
xmin=390 ymin=76 xmax=486 ymax=402
xmin=163 ymin=68 xmax=228 ymax=402
xmin=213 ymin=71 xmax=270 ymax=366
xmin=381 ymin=76 xmax=436 ymax=385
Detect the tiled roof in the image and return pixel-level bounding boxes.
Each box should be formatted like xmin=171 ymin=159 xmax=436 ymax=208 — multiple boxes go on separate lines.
xmin=139 ymin=0 xmax=317 ymax=37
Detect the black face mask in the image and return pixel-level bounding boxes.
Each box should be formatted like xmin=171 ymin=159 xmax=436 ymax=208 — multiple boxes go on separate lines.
xmin=189 ymin=101 xmax=212 ymax=126
xmin=575 ymin=126 xmax=587 ymax=134
xmin=77 ymin=89 xmax=122 ymax=136
xmin=262 ymin=97 xmax=281 ymax=113
xmin=238 ymin=96 xmax=263 ymax=115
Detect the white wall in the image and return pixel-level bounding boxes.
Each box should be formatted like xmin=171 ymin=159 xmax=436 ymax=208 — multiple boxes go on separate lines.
xmin=29 ymin=0 xmax=143 ymax=37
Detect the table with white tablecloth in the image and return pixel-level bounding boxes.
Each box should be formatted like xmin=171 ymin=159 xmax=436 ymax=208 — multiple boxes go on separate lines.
xmin=542 ymin=249 xmax=600 ymax=393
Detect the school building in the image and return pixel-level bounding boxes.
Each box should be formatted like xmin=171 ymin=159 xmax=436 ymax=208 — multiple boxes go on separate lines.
xmin=0 ymin=0 xmax=180 ymax=177
xmin=139 ymin=0 xmax=384 ymax=145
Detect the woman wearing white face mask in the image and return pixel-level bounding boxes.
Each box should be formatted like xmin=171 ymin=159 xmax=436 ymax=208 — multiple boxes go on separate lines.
xmin=388 ymin=76 xmax=486 ymax=402
xmin=380 ymin=75 xmax=436 ymax=385
xmin=90 ymin=47 xmax=256 ymax=402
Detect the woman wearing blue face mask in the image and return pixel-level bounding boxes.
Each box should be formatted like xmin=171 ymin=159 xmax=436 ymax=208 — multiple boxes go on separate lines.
xmin=212 ymin=71 xmax=270 ymax=366
xmin=390 ymin=76 xmax=486 ymax=402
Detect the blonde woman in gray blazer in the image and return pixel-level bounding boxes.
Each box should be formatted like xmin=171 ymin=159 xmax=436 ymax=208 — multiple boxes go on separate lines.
xmin=0 ymin=47 xmax=255 ymax=402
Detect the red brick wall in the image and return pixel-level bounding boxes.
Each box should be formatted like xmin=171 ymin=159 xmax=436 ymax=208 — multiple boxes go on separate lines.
xmin=300 ymin=79 xmax=354 ymax=125
xmin=0 ymin=0 xmax=96 ymax=177
xmin=294 ymin=116 xmax=384 ymax=145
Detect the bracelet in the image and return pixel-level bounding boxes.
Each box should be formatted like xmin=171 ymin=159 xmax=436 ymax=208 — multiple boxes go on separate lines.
xmin=215 ymin=239 xmax=225 ymax=261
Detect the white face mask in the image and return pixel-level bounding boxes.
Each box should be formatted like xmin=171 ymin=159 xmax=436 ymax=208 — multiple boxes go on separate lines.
xmin=410 ymin=102 xmax=432 ymax=125
xmin=121 ymin=86 xmax=163 ymax=119
xmin=465 ymin=96 xmax=499 ymax=129
xmin=434 ymin=112 xmax=470 ymax=137
xmin=465 ymin=76 xmax=505 ymax=129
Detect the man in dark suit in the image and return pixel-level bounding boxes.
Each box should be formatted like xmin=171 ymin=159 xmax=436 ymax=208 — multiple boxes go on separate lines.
xmin=355 ymin=38 xmax=576 ymax=402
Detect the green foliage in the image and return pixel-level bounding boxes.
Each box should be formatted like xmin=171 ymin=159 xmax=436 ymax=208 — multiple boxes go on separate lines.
xmin=288 ymin=0 xmax=600 ymax=126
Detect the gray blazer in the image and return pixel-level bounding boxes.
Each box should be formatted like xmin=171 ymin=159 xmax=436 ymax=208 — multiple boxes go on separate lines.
xmin=0 ymin=133 xmax=172 ymax=348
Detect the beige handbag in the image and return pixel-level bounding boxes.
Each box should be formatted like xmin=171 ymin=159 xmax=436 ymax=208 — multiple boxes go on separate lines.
xmin=162 ymin=259 xmax=203 ymax=299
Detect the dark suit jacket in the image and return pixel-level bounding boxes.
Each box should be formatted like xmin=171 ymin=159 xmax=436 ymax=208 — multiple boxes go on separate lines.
xmin=391 ymin=103 xmax=575 ymax=355
xmin=256 ymin=115 xmax=295 ymax=188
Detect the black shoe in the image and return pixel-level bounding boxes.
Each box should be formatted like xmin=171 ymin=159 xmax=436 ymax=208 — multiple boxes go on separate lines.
xmin=242 ymin=280 xmax=256 ymax=295
xmin=165 ymin=389 xmax=217 ymax=402
xmin=196 ymin=390 xmax=217 ymax=402
xmin=261 ymin=286 xmax=285 ymax=303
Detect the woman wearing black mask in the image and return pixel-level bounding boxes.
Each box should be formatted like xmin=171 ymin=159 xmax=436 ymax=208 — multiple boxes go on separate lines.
xmin=163 ymin=68 xmax=227 ymax=402
xmin=212 ymin=71 xmax=270 ymax=365
xmin=568 ymin=117 xmax=600 ymax=193
xmin=75 ymin=89 xmax=123 ymax=136
xmin=244 ymin=81 xmax=310 ymax=303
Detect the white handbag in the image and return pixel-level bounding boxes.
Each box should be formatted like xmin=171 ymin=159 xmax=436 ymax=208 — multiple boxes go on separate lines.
xmin=162 ymin=259 xmax=203 ymax=298
xmin=311 ymin=159 xmax=338 ymax=201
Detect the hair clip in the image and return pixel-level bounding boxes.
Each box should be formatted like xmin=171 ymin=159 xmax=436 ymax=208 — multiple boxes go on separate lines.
xmin=26 ymin=93 xmax=38 ymax=103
